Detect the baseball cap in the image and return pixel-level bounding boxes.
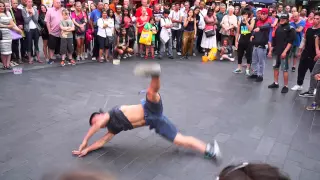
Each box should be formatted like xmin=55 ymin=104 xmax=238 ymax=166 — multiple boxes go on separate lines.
xmin=260 ymin=8 xmax=268 ymax=14
xmin=279 ymin=13 xmax=289 ymax=19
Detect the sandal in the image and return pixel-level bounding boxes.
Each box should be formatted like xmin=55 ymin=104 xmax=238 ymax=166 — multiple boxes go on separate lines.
xmin=144 ymin=55 xmax=148 ymax=60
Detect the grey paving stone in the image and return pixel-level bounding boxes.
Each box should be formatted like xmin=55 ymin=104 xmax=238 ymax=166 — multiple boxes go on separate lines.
xmin=1 ymin=60 xmax=319 ymax=179
xmin=255 ymin=136 xmax=276 ymax=156
xmin=299 ymin=168 xmax=320 ymax=180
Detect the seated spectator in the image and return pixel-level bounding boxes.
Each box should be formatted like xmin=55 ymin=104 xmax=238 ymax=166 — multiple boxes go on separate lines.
xmin=220 ymin=38 xmax=234 ymax=61
xmin=115 ymin=28 xmax=134 ymax=59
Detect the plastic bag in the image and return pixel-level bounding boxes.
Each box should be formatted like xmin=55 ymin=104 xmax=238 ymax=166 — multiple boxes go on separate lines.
xmin=139 ymin=30 xmax=152 ymax=45
xmin=208 ymin=47 xmax=218 ymax=61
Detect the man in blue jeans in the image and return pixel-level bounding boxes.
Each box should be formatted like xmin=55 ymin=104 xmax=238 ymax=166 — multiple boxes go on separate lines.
xmin=72 ymin=63 xmax=221 ymax=161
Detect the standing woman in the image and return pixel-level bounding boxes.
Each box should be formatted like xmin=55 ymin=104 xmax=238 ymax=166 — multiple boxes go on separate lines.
xmin=97 ymin=9 xmax=114 ymax=62
xmin=181 ymin=9 xmax=196 ymax=59
xmin=136 ymin=7 xmax=149 ymax=57
xmin=201 ymin=8 xmax=217 ymax=55
xmin=22 ymin=0 xmax=41 ymax=64
xmin=38 ymin=4 xmax=49 ymax=62
xmin=220 ymin=6 xmax=237 ymax=45
xmin=72 ymin=1 xmax=87 ymax=61
xmin=0 ymin=1 xmax=16 ymax=70
xmin=234 ymin=8 xmax=255 ymax=75
xmin=304 ymin=11 xmax=314 ymax=33
xmin=122 ymin=8 xmax=135 ymax=50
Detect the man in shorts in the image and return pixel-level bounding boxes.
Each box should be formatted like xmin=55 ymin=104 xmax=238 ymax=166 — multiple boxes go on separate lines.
xmin=72 ymin=63 xmax=221 ymax=161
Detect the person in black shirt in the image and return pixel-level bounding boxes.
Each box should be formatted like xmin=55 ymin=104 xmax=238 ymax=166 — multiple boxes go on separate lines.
xmin=295 ymin=12 xmax=320 ymax=98
xmin=268 ymin=13 xmax=296 ymax=93
xmin=234 ymin=7 xmax=255 ymax=75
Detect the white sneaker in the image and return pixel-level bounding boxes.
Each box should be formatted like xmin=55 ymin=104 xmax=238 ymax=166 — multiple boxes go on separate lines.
xmin=81 ymin=54 xmax=85 ymax=60
xmin=314 ymin=89 xmax=317 ymax=95
xmin=84 ymin=53 xmax=88 ymax=59
xmin=291 ymin=85 xmax=303 ymax=91
xmin=193 ymin=53 xmax=196 ymax=56
xmin=76 ymin=56 xmax=80 ymax=61
xmin=177 ymin=52 xmax=181 ymax=56
xmin=92 ymin=57 xmax=96 ymax=61
xmin=229 ymin=58 xmax=235 ymax=62
xmin=245 ymin=69 xmax=250 ymax=76
xmin=220 ymin=57 xmax=223 ymax=61
xmin=134 ymin=63 xmax=161 ymax=77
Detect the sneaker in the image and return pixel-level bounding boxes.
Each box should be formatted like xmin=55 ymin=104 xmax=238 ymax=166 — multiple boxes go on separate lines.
xmin=299 ymin=91 xmax=315 ymax=98
xmin=92 ymin=57 xmax=96 ymax=61
xmin=76 ymin=56 xmax=80 ymax=61
xmin=306 ymin=102 xmax=320 ymax=110
xmin=256 ymin=76 xmax=263 ymax=82
xmin=229 ymin=57 xmax=235 ymax=62
xmin=204 ymin=140 xmax=222 ymax=162
xmin=291 ymin=85 xmax=303 ymax=91
xmin=220 ymin=57 xmax=223 ymax=61
xmin=314 ymin=89 xmax=317 ymax=95
xmin=245 ymin=69 xmax=250 ymax=76
xmin=134 ymin=63 xmax=161 ymax=77
xmin=155 ymin=51 xmax=158 ymax=55
xmin=292 ymin=67 xmax=296 ymax=72
xmin=60 ymin=60 xmax=65 ymax=67
xmin=70 ymin=60 xmax=76 ymax=65
xmin=281 ymin=86 xmax=289 ymax=93
xmin=193 ymin=53 xmax=196 ymax=57
xmin=268 ymin=82 xmax=279 ymax=89
xmin=177 ymin=52 xmax=181 ymax=56
xmin=180 ymin=56 xmax=187 ymax=60
xmin=81 ymin=54 xmax=85 ymax=60
xmin=84 ymin=53 xmax=88 ymax=59
xmin=233 ymin=68 xmax=242 ymax=73
xmin=248 ymin=74 xmax=258 ymax=79
xmin=48 ymin=60 xmax=54 ymax=64
xmin=169 ymin=56 xmax=174 ymax=59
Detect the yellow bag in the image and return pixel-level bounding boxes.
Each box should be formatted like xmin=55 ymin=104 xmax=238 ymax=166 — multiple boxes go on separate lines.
xmin=208 ymin=47 xmax=218 ymax=61
xmin=139 ymin=30 xmax=152 ymax=45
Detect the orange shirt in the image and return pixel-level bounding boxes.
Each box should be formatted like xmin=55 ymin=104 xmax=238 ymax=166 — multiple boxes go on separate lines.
xmin=109 ymin=3 xmax=116 ymax=12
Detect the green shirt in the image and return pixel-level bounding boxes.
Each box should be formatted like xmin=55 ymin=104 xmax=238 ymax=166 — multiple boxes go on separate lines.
xmin=60 ymin=19 xmax=74 ymax=39
xmin=144 ymin=22 xmax=157 ymax=42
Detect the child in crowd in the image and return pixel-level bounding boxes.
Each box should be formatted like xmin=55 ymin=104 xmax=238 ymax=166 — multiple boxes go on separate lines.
xmin=115 ymin=28 xmax=134 ymax=59
xmin=60 ymin=9 xmax=76 ymax=66
xmin=220 ymin=38 xmax=234 ymax=61
xmin=144 ymin=17 xmax=157 ymax=59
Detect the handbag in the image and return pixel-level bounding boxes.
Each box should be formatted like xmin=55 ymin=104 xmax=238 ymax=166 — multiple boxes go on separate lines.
xmin=139 ymin=29 xmax=152 ymax=45
xmin=11 ymin=29 xmax=22 ymax=40
xmin=205 ymin=29 xmax=215 ymax=37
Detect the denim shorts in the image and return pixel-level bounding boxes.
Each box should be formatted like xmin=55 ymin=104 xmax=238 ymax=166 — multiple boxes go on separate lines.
xmin=141 ymin=95 xmax=178 ymax=142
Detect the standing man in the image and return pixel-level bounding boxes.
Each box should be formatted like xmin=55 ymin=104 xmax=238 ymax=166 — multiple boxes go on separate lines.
xmin=169 ymin=3 xmax=182 ymax=56
xmin=268 ymin=13 xmax=296 ymax=93
xmin=45 ymin=0 xmax=63 ymax=64
xmin=240 ymin=1 xmax=247 ymax=9
xmin=288 ymin=12 xmax=306 ymax=75
xmin=10 ymin=0 xmax=25 ymax=64
xmin=285 ymin=5 xmax=291 ymax=18
xmin=306 ymin=35 xmax=320 ymax=110
xmin=276 ymin=4 xmax=284 ymax=17
xmin=191 ymin=0 xmax=200 ymax=10
xmin=153 ymin=4 xmax=163 ymax=55
xmin=300 ymin=9 xmax=308 ymax=20
xmin=249 ymin=8 xmax=271 ymax=82
xmin=216 ymin=4 xmax=226 ymax=48
xmin=109 ymin=0 xmax=119 ymax=13
xmin=90 ymin=2 xmax=103 ymax=61
xmin=196 ymin=1 xmax=207 ymax=53
xmin=135 ymin=0 xmax=153 ymax=18
xmin=295 ymin=12 xmax=320 ymax=97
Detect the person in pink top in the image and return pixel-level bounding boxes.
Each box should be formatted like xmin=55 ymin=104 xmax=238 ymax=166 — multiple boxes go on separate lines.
xmin=71 ymin=1 xmax=87 ymax=61
xmin=45 ymin=0 xmax=63 ymax=64
xmin=304 ymin=11 xmax=314 ymax=33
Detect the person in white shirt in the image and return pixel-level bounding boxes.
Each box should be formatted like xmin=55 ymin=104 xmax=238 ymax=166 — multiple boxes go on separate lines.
xmin=169 ymin=3 xmax=182 ymax=56
xmin=199 ymin=1 xmax=207 ymax=17
xmin=97 ymin=9 xmax=114 ymax=62
xmin=159 ymin=9 xmax=173 ymax=59
xmin=220 ymin=6 xmax=237 ymax=46
xmin=191 ymin=0 xmax=200 ymax=10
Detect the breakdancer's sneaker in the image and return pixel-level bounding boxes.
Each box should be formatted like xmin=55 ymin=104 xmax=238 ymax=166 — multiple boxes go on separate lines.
xmin=134 ymin=63 xmax=161 ymax=77
xmin=205 ymin=140 xmax=222 ymax=163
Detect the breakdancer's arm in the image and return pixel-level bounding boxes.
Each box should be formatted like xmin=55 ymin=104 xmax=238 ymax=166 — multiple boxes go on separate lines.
xmin=72 ymin=132 xmax=115 ymax=157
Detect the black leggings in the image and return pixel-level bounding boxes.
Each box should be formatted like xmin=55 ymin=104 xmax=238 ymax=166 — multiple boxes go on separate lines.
xmin=237 ymin=43 xmax=252 ymax=65
xmin=297 ymin=55 xmax=316 ymax=86
xmin=26 ymin=29 xmax=39 ymax=53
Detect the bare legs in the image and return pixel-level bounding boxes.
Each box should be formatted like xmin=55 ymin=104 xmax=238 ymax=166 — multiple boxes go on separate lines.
xmin=173 ymin=133 xmax=207 ymax=154
xmin=1 ymin=54 xmax=11 ymax=69
xmin=43 ymin=39 xmax=48 ymax=61
xmin=76 ymin=38 xmax=85 ymax=59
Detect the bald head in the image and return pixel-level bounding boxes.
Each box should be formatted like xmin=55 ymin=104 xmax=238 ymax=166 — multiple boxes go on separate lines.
xmin=292 ymin=12 xmax=300 ymax=22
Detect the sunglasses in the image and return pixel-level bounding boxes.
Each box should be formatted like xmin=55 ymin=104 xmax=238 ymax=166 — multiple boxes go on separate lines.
xmin=216 ymin=162 xmax=249 ymax=180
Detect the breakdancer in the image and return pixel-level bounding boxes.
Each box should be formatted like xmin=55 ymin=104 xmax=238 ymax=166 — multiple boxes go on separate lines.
xmin=72 ymin=63 xmax=221 ymax=161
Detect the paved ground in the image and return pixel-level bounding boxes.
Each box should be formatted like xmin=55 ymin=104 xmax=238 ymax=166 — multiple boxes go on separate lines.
xmin=0 ymin=56 xmax=320 ymax=180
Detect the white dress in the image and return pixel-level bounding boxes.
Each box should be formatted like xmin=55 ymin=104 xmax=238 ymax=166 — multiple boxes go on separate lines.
xmin=201 ymin=16 xmax=217 ymax=49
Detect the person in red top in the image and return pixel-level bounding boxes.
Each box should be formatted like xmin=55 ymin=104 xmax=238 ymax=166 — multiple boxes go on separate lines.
xmin=135 ymin=0 xmax=153 ymax=18
xmin=136 ymin=7 xmax=150 ymax=57
xmin=109 ymin=0 xmax=119 ymax=13
xmin=304 ymin=12 xmax=314 ymax=33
